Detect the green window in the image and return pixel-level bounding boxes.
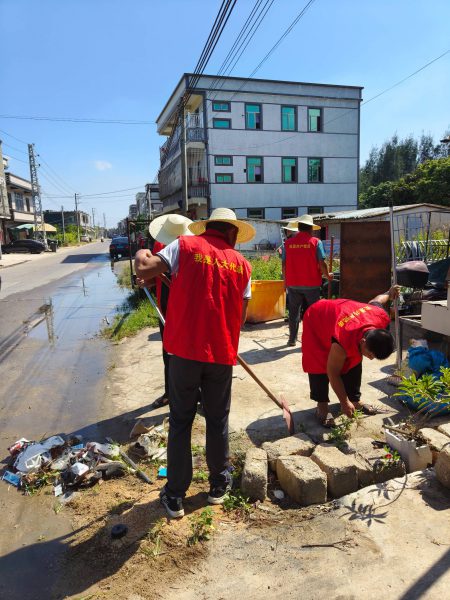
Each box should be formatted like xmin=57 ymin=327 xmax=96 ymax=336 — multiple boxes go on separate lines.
xmin=212 ymin=101 xmax=230 ymax=111
xmin=215 ymin=173 xmax=233 ymax=183
xmin=246 ymin=157 xmax=263 ymax=183
xmin=281 ymin=106 xmax=296 ymax=131
xmin=213 ymin=118 xmax=231 ymax=129
xmin=308 ymin=158 xmax=323 ymax=183
xmin=245 ymin=104 xmax=262 ymax=130
xmin=214 ymin=155 xmax=233 ymax=166
xmin=308 ymin=108 xmax=322 ymax=132
xmin=282 ymin=157 xmax=297 ymax=183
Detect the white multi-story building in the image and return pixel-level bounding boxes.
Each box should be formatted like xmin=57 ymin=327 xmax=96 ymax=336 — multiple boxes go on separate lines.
xmin=135 ymin=185 xmax=162 ymax=218
xmin=156 ymin=73 xmax=362 ymax=221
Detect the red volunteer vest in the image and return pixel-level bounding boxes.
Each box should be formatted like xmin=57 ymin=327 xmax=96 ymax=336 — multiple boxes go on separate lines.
xmin=302 ymin=299 xmax=390 ymax=374
xmin=163 ymin=231 xmax=251 ymax=365
xmin=153 ymin=240 xmax=165 ymax=309
xmin=285 ymin=232 xmax=322 ymax=287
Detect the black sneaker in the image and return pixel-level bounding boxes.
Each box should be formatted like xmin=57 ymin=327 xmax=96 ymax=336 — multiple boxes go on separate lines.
xmin=160 ymin=487 xmax=184 ymax=518
xmin=208 ymin=483 xmax=231 ymax=505
xmin=287 ymin=339 xmax=296 ymax=347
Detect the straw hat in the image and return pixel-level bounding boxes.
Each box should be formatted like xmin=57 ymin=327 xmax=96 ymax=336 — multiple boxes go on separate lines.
xmin=283 ymin=221 xmax=299 ymax=233
xmin=149 ymin=214 xmax=194 ymax=245
xmin=188 ymin=208 xmax=256 ymax=244
xmin=296 ymin=214 xmax=321 ymax=231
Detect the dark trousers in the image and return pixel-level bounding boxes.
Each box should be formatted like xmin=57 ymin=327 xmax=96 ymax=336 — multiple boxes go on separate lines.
xmin=158 ymin=321 xmax=170 ymax=398
xmin=308 ymin=362 xmax=362 ymax=403
xmin=288 ymin=287 xmax=321 ymax=343
xmin=166 ymin=355 xmax=232 ymax=498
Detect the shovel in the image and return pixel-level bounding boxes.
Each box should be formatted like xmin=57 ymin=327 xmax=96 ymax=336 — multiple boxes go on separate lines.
xmin=143 ymin=282 xmax=295 ymax=435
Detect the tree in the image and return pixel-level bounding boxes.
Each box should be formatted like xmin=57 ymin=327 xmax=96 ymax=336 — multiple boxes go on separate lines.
xmin=359 ymin=157 xmax=450 ymax=209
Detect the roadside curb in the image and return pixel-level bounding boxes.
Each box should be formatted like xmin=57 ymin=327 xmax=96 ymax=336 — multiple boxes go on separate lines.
xmin=0 ymin=260 xmax=31 ymax=269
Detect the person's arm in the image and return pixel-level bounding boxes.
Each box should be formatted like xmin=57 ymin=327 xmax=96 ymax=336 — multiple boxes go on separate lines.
xmin=241 ymin=299 xmax=249 ymax=326
xmin=134 ymin=249 xmax=168 ymax=282
xmin=369 ymin=285 xmax=400 ymax=307
xmin=318 ymin=258 xmax=333 ymax=280
xmin=326 ymin=342 xmax=355 ymax=417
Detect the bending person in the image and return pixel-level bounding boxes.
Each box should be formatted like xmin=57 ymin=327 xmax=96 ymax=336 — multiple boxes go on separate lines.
xmin=301 ymin=287 xmax=399 ymax=427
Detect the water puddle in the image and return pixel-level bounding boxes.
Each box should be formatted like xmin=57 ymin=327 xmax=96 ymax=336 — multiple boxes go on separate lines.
xmin=28 ymin=258 xmax=129 ymax=346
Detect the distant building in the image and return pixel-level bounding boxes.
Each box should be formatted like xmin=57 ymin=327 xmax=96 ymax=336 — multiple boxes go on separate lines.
xmin=44 ymin=209 xmax=90 ymax=229
xmin=128 ymin=204 xmax=138 ymax=219
xmin=156 ymin=73 xmax=362 ymax=220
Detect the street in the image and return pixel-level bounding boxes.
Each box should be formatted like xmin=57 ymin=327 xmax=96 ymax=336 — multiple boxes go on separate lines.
xmin=0 ymin=242 xmax=130 ymax=599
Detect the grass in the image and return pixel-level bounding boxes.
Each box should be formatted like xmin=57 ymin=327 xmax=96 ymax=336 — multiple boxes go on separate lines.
xmin=222 ymin=489 xmax=253 ymax=520
xmin=187 ymin=507 xmax=214 ymax=546
xmin=103 ymin=289 xmax=159 ymax=341
xmin=248 ymin=255 xmax=282 ymax=280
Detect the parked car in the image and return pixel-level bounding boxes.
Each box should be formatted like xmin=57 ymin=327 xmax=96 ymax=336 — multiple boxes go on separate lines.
xmin=1 ymin=239 xmax=46 ymax=254
xmin=109 ymin=236 xmax=130 ymax=260
xmin=80 ymin=235 xmax=90 ymax=242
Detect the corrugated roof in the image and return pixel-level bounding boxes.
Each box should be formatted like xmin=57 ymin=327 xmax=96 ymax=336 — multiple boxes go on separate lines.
xmin=314 ymin=204 xmax=450 ymax=222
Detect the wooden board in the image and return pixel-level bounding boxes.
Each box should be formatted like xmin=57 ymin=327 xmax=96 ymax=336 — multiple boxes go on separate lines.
xmin=339 ymin=221 xmax=391 ymax=302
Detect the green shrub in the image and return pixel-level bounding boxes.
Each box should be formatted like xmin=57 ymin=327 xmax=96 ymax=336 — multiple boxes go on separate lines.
xmin=249 ymin=256 xmax=282 ymax=280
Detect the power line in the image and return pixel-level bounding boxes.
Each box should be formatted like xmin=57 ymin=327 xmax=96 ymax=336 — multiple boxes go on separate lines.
xmin=4 ymin=153 xmax=28 ymax=164
xmin=37 ymin=154 xmax=77 ymax=194
xmin=80 ymin=185 xmax=146 ymax=197
xmin=0 ymin=114 xmax=154 ymax=125
xmin=1 ymin=142 xmax=28 ymax=155
xmin=0 ymin=127 xmax=28 ymax=145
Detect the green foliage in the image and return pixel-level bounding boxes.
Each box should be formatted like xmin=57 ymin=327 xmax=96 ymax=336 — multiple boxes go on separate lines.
xmin=144 ymin=519 xmax=165 ymax=557
xmin=381 ymin=445 xmax=401 ymax=467
xmin=359 ymin=157 xmax=450 ymax=209
xmin=249 ymin=255 xmax=282 ymax=280
xmin=328 ymin=410 xmax=363 ymax=449
xmin=102 ymin=291 xmax=159 ymax=340
xmin=192 ymin=469 xmax=208 ymax=482
xmin=187 ymin=507 xmax=214 ymax=546
xmin=360 ymin=131 xmax=449 ymax=196
xmin=191 ymin=444 xmax=206 ymax=456
xmin=222 ymin=489 xmax=252 ymax=519
xmin=394 ymin=368 xmax=450 ymax=411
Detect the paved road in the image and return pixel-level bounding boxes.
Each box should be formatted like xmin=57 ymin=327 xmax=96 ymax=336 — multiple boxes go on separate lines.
xmin=0 ymin=244 xmax=131 ymax=599
xmin=0 ymin=240 xmax=119 ymax=298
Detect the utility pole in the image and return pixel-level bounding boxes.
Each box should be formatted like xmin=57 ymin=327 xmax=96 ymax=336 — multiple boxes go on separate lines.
xmin=103 ymin=212 xmax=106 ymax=237
xmin=180 ymin=105 xmax=189 ymax=216
xmin=28 ymin=143 xmax=47 ymax=249
xmin=91 ymin=207 xmax=96 ymax=238
xmin=74 ymin=193 xmax=80 ymax=243
xmin=61 ymin=205 xmax=65 ymax=244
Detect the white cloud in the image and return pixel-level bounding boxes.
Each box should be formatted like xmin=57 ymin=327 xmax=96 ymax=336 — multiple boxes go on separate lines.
xmin=94 ymin=160 xmax=112 ymax=171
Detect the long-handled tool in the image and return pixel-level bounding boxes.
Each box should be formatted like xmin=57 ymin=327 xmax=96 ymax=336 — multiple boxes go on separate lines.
xmin=387 ymin=203 xmax=403 ymax=386
xmin=327 ymin=236 xmax=335 ymax=300
xmin=143 ymin=282 xmax=295 ymax=434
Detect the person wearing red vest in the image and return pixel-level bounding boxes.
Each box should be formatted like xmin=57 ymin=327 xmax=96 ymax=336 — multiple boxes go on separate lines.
xmin=147 ymin=214 xmax=194 ymax=409
xmin=135 ymin=208 xmax=255 ymax=519
xmin=282 ymin=214 xmax=332 ymax=347
xmin=301 ymin=287 xmax=399 ymax=427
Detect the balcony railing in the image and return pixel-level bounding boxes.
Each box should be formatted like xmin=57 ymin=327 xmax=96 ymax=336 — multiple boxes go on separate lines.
xmin=159 ymin=112 xmax=206 ymax=168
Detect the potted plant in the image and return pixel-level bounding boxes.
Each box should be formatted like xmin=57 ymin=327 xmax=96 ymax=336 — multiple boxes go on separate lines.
xmin=385 ymin=369 xmax=450 ymax=471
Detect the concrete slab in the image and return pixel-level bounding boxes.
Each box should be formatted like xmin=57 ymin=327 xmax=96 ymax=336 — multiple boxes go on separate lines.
xmin=276 ymin=455 xmax=327 ymax=505
xmin=435 ymin=446 xmax=450 ymax=488
xmin=241 ymin=447 xmax=268 ymax=501
xmin=262 ymin=432 xmax=314 ymax=470
xmin=437 ymin=422 xmax=450 ymax=438
xmin=420 ymin=427 xmax=450 ymax=451
xmin=311 ymin=443 xmax=358 ymax=497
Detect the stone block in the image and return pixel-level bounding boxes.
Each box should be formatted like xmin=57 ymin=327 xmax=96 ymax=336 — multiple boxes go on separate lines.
xmin=311 ymin=444 xmax=358 ymax=498
xmin=241 ymin=447 xmax=268 ymax=502
xmin=419 ymin=428 xmax=450 ymax=451
xmin=345 ymin=437 xmax=406 ymax=486
xmin=276 ymin=456 xmax=326 ymax=506
xmin=437 ymin=422 xmax=450 ymax=439
xmin=435 ymin=446 xmax=450 ymax=489
xmin=262 ymin=433 xmax=315 ymax=471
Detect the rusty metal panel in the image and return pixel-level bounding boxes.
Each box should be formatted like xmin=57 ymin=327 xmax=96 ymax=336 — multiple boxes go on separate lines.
xmin=339 ymin=221 xmax=391 ymax=302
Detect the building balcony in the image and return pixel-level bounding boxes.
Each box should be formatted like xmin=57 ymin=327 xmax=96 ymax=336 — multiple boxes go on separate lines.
xmin=159 ymin=112 xmax=206 ymax=168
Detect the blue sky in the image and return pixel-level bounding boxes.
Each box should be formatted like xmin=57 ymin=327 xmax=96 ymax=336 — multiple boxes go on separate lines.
xmin=1 ymin=0 xmax=449 ymax=227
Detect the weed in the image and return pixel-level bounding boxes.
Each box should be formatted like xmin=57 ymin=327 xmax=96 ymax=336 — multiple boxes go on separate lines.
xmin=187 ymin=507 xmax=214 ymax=546
xmin=229 ymin=451 xmax=246 ymax=484
xmin=192 ymin=469 xmax=208 ymax=482
xmin=249 ymin=256 xmax=282 ymax=281
xmin=328 ymin=410 xmax=363 ymax=450
xmin=191 ymin=444 xmax=206 ymax=456
xmin=37 ymin=535 xmax=46 ymax=542
xmin=102 ymin=289 xmax=159 ymax=340
xmin=380 ymin=445 xmax=401 ymax=467
xmin=143 ymin=519 xmax=166 ymax=557
xmin=222 ymin=489 xmax=252 ymax=520
xmin=53 ymin=502 xmax=63 ymax=515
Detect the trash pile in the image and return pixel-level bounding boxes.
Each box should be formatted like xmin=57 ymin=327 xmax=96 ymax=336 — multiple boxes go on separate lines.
xmin=129 ymin=418 xmax=169 ymax=479
xmin=2 ymin=434 xmax=128 ymax=497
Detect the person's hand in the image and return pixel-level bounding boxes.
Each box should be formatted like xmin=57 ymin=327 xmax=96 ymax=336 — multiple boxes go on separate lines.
xmin=388 ymin=285 xmax=401 ymax=300
xmin=136 ymin=276 xmax=154 ymax=288
xmin=340 ymin=398 xmax=356 ymax=418
xmin=327 ymin=272 xmax=334 ymax=280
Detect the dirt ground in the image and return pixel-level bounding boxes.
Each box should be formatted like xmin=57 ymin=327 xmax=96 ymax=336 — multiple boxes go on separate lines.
xmin=49 ymin=321 xmax=450 ymax=599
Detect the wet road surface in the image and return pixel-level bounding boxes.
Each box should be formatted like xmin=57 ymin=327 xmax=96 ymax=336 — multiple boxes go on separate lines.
xmin=0 ymin=246 xmax=131 ymax=599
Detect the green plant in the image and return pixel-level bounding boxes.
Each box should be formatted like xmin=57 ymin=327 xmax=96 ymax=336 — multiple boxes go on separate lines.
xmin=191 ymin=444 xmax=206 ymax=456
xmin=380 ymin=445 xmax=401 ymax=467
xmin=248 ymin=256 xmax=282 ymax=280
xmin=143 ymin=519 xmax=165 ymax=557
xmin=222 ymin=489 xmax=252 ymax=519
xmin=187 ymin=507 xmax=214 ymax=546
xmin=328 ymin=410 xmax=363 ymax=449
xmin=192 ymin=469 xmax=208 ymax=482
